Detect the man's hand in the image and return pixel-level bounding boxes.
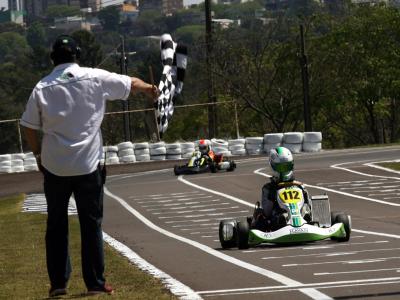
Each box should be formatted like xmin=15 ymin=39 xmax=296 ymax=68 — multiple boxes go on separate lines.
xmin=149 ymin=84 xmax=160 ymax=102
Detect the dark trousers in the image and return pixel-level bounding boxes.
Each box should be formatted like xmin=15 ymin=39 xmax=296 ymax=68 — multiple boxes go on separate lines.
xmin=43 ymin=166 xmax=105 ymax=290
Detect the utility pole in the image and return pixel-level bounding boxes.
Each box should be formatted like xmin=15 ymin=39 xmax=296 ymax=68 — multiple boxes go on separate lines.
xmin=120 ymin=35 xmax=131 ymax=141
xmin=205 ymin=0 xmax=217 ymax=139
xmin=299 ymin=24 xmax=312 ymax=132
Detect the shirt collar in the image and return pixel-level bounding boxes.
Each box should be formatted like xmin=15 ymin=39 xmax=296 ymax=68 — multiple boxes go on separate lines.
xmin=53 ymin=62 xmax=79 ymax=72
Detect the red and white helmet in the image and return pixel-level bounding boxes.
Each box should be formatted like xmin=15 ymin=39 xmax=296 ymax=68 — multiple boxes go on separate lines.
xmin=198 ymin=139 xmax=210 ymax=154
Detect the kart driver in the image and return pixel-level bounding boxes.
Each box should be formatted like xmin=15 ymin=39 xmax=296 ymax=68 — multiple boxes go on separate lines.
xmin=252 ymin=146 xmax=310 ymax=231
xmin=198 ymin=139 xmax=216 ymax=162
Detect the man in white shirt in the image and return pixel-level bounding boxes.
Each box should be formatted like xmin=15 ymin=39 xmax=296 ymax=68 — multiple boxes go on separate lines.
xmin=20 ymin=35 xmax=158 ymax=297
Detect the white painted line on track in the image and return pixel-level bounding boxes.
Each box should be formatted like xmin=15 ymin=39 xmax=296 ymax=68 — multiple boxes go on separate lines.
xmin=197 ymin=277 xmax=400 ymax=297
xmin=364 ymin=161 xmax=400 ymax=175
xmin=106 ymin=186 xmax=333 ymax=300
xmin=261 ymin=247 xmax=400 ymax=260
xmin=331 ymin=161 xmax=400 ymax=180
xmin=102 ymin=232 xmax=201 ymax=300
xmin=175 ymin=176 xmax=333 ymax=300
xmin=283 ymin=256 xmax=400 ymax=267
xmin=314 ymin=267 xmax=400 ymax=276
xmin=243 ymin=240 xmax=389 ymax=253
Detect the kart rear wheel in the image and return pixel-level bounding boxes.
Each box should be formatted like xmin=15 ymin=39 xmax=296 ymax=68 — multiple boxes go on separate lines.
xmin=227 ymin=160 xmax=236 ymax=172
xmin=335 ymin=213 xmax=351 ymax=242
xmin=173 ymin=165 xmax=180 ymax=176
xmin=219 ymin=220 xmax=237 ymax=249
xmin=237 ymin=221 xmax=250 ymax=249
xmin=210 ymin=162 xmax=217 ymax=173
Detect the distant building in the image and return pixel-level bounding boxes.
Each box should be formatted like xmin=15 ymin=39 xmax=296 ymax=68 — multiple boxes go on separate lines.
xmin=140 ymin=0 xmax=183 ymax=16
xmin=121 ymin=1 xmax=139 ymax=21
xmin=24 ymin=0 xmax=101 ymax=20
xmin=54 ymin=15 xmax=90 ymax=30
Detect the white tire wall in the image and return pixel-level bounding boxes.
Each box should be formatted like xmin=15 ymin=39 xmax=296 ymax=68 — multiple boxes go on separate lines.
xmin=0 ymin=154 xmax=11 ymax=162
xmin=135 ymin=148 xmax=150 ymax=155
xmin=149 ymin=142 xmax=165 ymax=149
xmin=106 ymin=157 xmax=119 ymax=164
xmin=282 ymin=143 xmax=302 ymax=154
xmin=118 ymin=148 xmax=134 ymax=157
xmin=303 ymin=132 xmax=322 ymax=143
xmin=119 ymin=155 xmax=136 ymax=163
xmin=303 ymin=142 xmax=322 ymax=152
xmin=117 ymin=142 xmax=133 ymax=151
xmin=134 ymin=142 xmax=149 ymax=150
xmin=264 ymin=133 xmax=283 ymax=144
xmin=264 ymin=143 xmax=282 ymax=154
xmin=283 ymin=132 xmax=303 ymax=144
xmin=136 ymin=154 xmax=151 ymax=161
xmin=150 ymin=147 xmax=167 ymax=155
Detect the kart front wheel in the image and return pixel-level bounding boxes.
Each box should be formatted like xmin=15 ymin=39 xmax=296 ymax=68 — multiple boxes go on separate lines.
xmin=219 ymin=220 xmax=237 ymax=249
xmin=335 ymin=213 xmax=351 ymax=242
xmin=237 ymin=221 xmax=250 ymax=249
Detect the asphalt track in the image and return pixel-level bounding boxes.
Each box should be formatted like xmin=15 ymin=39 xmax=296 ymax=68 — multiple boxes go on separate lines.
xmin=103 ymin=146 xmax=400 ymax=300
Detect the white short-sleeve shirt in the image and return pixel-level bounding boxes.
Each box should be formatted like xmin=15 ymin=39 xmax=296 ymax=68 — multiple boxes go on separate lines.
xmin=20 ymin=63 xmax=131 ymax=176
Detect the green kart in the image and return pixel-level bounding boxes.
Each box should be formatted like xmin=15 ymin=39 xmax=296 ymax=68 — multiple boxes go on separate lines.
xmin=219 ymin=184 xmax=351 ymax=249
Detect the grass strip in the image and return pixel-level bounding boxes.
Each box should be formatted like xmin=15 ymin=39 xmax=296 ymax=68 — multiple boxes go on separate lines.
xmin=0 ymin=194 xmax=177 ymax=300
xmin=377 ymin=162 xmax=400 ymax=171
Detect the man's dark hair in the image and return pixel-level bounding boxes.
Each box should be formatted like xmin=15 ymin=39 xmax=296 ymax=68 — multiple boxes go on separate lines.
xmin=50 ymin=35 xmax=81 ymax=66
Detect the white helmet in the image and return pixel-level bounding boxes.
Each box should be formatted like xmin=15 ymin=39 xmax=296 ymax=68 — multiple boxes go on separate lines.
xmin=269 ymin=147 xmax=294 ymax=182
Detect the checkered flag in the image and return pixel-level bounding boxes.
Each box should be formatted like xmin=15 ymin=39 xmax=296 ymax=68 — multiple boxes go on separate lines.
xmin=155 ymin=34 xmax=188 ymax=136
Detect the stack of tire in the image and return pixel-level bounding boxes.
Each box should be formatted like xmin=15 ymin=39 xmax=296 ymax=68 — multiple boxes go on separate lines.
xmin=245 ymin=137 xmax=264 ymax=155
xmin=228 ymin=139 xmax=246 ymax=156
xmin=263 ymin=133 xmax=283 ymax=154
xmin=104 ymin=145 xmax=119 ymax=165
xmin=0 ymin=154 xmax=11 ymax=173
xmin=180 ymin=142 xmax=196 ymax=159
xmin=10 ymin=153 xmax=25 ymax=173
xmin=211 ymin=139 xmax=231 ymax=156
xmin=166 ymin=143 xmax=182 ymax=160
xmin=134 ymin=142 xmax=150 ymax=162
xmin=118 ymin=142 xmax=136 ymax=164
xmin=23 ymin=152 xmax=39 ymax=171
xmin=283 ymin=132 xmax=303 ymax=154
xmin=149 ymin=142 xmax=167 ymax=161
xmin=303 ymin=132 xmax=322 ymax=152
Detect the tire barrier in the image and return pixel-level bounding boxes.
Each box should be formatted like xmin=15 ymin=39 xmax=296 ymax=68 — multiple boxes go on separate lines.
xmin=245 ymin=137 xmax=264 ymax=155
xmin=0 ymin=132 xmax=322 ymax=173
xmin=166 ymin=143 xmax=182 ymax=160
xmin=211 ymin=139 xmax=231 ymax=156
xmin=283 ymin=132 xmax=303 ymax=154
xmin=150 ymin=142 xmax=167 ymax=161
xmin=263 ymin=133 xmax=283 ymax=154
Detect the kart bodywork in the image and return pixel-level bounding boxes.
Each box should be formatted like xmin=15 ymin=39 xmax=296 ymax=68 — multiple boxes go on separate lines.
xmin=219 ymin=184 xmax=351 ymax=249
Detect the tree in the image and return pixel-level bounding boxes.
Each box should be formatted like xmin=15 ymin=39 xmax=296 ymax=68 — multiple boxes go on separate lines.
xmin=72 ymin=30 xmax=103 ymax=67
xmin=45 ymin=5 xmax=81 ymax=19
xmin=26 ymin=22 xmax=50 ymax=70
xmin=98 ymin=6 xmax=120 ymax=31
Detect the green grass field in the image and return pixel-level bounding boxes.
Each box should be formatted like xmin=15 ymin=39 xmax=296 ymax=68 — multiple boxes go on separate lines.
xmin=378 ymin=162 xmax=400 ymax=171
xmin=0 ymin=194 xmax=177 ymax=300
